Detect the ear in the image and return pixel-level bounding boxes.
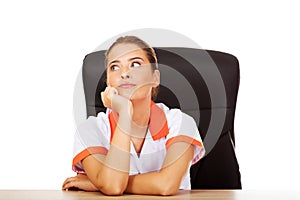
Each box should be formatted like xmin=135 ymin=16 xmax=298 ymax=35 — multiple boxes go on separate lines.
xmin=153 ymin=70 xmax=160 ymax=87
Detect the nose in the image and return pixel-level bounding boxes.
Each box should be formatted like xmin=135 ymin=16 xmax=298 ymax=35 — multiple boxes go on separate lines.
xmin=121 ymin=74 xmax=130 ymax=79
xmin=121 ymin=69 xmax=130 ymax=79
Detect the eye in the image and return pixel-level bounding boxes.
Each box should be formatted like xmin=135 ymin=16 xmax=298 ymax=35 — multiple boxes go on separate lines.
xmin=131 ymin=62 xmax=141 ymax=68
xmin=110 ymin=65 xmax=120 ymax=71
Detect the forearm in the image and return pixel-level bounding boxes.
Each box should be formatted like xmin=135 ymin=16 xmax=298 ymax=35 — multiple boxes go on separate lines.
xmin=84 ymin=112 xmax=132 ymax=195
xmin=97 ymin=130 xmax=130 ymax=192
xmin=125 ymin=171 xmax=180 ymax=196
xmin=104 ymin=112 xmax=132 ymax=173
xmin=125 ymin=143 xmax=194 ymax=196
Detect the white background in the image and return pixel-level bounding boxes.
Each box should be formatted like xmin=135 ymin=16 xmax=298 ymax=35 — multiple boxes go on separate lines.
xmin=0 ymin=0 xmax=299 ymax=190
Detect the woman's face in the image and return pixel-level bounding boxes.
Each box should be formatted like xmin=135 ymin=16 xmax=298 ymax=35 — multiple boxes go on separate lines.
xmin=106 ymin=43 xmax=160 ymax=100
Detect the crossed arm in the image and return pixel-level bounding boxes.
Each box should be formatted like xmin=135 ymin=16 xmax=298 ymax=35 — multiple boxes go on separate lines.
xmin=62 ymin=141 xmax=194 ymax=195
xmin=125 ymin=142 xmax=194 ymax=195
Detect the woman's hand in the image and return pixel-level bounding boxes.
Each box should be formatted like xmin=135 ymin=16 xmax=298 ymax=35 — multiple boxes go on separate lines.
xmin=101 ymin=86 xmax=132 ymax=116
xmin=62 ymin=174 xmax=98 ymax=192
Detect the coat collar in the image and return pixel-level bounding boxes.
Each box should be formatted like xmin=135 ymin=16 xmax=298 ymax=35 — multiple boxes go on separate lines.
xmin=108 ymin=101 xmax=169 ymax=142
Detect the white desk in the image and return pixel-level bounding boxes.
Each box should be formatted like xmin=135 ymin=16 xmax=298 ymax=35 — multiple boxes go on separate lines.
xmin=1 ymin=190 xmax=299 ymax=200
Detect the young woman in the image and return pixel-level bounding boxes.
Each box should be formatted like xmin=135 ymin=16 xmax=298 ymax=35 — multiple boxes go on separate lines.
xmin=62 ymin=36 xmax=205 ymax=195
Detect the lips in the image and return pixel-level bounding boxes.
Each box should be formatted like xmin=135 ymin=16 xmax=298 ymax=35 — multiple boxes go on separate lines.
xmin=118 ymin=83 xmax=136 ymax=88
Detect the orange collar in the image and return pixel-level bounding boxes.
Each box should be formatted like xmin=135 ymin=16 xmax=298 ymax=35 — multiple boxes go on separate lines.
xmin=108 ymin=101 xmax=169 ymax=142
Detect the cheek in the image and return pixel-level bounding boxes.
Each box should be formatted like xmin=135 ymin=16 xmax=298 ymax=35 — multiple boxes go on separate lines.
xmin=132 ymin=67 xmax=154 ymax=82
xmin=106 ymin=74 xmax=119 ymax=86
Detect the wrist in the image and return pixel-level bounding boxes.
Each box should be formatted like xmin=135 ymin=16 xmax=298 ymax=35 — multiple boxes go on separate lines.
xmin=117 ymin=114 xmax=133 ymax=136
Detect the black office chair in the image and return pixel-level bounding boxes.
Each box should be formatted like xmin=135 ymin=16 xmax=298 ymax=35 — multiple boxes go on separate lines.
xmin=81 ymin=47 xmax=242 ymax=189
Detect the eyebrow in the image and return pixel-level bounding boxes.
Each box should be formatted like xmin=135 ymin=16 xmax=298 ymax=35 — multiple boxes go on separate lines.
xmin=108 ymin=57 xmax=144 ymax=66
xmin=129 ymin=57 xmax=144 ymax=61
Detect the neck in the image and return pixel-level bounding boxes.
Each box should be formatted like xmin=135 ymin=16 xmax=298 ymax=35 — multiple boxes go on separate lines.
xmin=131 ymin=97 xmax=152 ymax=127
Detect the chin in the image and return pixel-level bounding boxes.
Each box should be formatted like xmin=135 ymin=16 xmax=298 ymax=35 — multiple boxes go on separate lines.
xmin=130 ymin=93 xmax=152 ymax=101
xmin=118 ymin=91 xmax=132 ymax=100
xmin=119 ymin=89 xmax=152 ymax=101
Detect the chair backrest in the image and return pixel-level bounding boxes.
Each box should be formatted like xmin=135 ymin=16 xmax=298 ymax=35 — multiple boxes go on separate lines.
xmin=82 ymin=47 xmax=242 ymax=189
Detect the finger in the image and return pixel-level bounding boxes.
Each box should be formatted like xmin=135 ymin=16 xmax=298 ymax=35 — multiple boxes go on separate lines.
xmin=101 ymin=86 xmax=110 ymax=97
xmin=108 ymin=87 xmax=118 ymax=99
xmin=100 ymin=91 xmax=105 ymax=102
xmin=63 ymin=182 xmax=76 ymax=190
xmin=101 ymin=86 xmax=112 ymax=99
xmin=62 ymin=180 xmax=72 ymax=190
xmin=63 ymin=178 xmax=81 ymax=190
xmin=101 ymin=87 xmax=111 ymax=107
xmin=110 ymin=87 xmax=118 ymax=95
xmin=62 ymin=177 xmax=77 ymax=188
xmin=62 ymin=179 xmax=71 ymax=189
xmin=62 ymin=178 xmax=71 ymax=187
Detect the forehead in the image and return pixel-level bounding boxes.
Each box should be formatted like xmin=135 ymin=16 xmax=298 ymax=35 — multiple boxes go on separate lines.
xmin=107 ymin=43 xmax=148 ymax=63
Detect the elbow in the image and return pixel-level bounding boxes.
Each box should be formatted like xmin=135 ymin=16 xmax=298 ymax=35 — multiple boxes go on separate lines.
xmin=159 ymin=186 xmax=179 ymax=196
xmin=100 ymin=186 xmax=125 ymax=196
xmin=158 ymin=177 xmax=180 ymax=196
xmin=96 ymin=182 xmax=127 ymax=196
xmin=95 ymin=172 xmax=128 ymax=195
